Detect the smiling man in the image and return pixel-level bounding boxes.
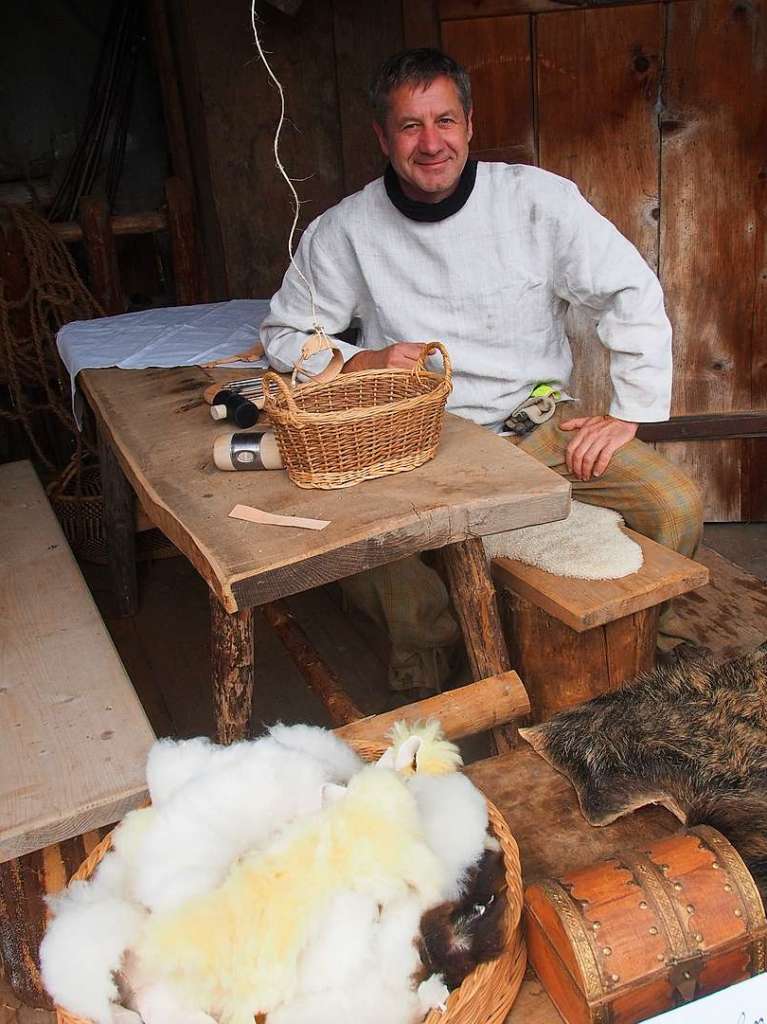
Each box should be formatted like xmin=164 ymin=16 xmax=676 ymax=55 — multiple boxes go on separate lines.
xmin=261 ymin=49 xmax=703 ymax=694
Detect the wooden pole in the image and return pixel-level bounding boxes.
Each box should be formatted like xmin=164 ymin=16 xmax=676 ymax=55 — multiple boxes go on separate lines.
xmin=210 ymin=596 xmax=255 ymax=744
xmin=166 ymin=176 xmax=207 ymax=305
xmin=261 ymin=600 xmax=364 ymax=727
xmin=146 ymin=0 xmax=196 ymax=189
xmin=438 ymin=537 xmax=516 ymax=753
xmin=79 ymin=197 xmax=123 ymax=315
xmin=97 ymin=428 xmax=138 ymax=617
xmin=335 ymin=671 xmax=529 ymax=749
xmin=52 ymin=210 xmax=167 ymax=243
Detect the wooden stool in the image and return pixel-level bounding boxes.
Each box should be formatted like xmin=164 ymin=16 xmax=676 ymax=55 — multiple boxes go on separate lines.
xmin=491 ymin=529 xmax=709 ymax=722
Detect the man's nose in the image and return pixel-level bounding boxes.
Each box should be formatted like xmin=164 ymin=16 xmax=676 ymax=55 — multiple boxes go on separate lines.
xmin=418 ymin=125 xmax=442 ymax=154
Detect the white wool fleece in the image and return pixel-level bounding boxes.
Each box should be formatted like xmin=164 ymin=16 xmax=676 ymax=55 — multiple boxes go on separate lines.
xmin=145 ymin=735 xmax=218 ymax=805
xmin=268 ymin=723 xmax=364 ymax=783
xmin=40 ymin=889 xmax=146 ymax=1024
xmin=408 ymin=773 xmax=489 ymax=900
xmin=133 ymin=735 xmax=354 ymax=913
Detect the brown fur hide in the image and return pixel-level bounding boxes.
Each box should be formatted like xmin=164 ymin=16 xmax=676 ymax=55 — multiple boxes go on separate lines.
xmin=521 ymin=642 xmax=767 ymax=903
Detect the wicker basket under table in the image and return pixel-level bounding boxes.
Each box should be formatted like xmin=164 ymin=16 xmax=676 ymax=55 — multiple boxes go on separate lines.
xmin=55 ymin=739 xmax=526 ymax=1024
xmin=263 ymin=341 xmax=453 ymax=490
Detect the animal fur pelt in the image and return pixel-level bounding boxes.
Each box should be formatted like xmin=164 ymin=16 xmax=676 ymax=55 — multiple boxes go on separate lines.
xmin=521 ymin=642 xmax=767 ymax=903
xmin=416 ymin=848 xmax=507 ymax=991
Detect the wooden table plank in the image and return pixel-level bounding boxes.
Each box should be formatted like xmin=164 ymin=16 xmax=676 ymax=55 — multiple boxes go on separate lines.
xmin=81 ymin=366 xmax=571 ymax=612
xmin=0 ymin=462 xmax=155 ymax=863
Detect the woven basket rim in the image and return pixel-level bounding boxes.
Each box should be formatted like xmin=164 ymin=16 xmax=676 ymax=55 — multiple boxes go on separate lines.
xmin=264 ymin=367 xmax=451 ymax=427
xmin=55 ymin=748 xmax=525 ymax=1024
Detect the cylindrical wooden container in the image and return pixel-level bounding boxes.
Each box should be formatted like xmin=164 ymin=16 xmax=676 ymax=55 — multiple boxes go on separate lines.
xmin=525 ymin=825 xmax=766 ymax=1024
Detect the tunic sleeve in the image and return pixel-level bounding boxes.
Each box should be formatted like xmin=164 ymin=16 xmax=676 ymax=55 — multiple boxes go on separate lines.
xmin=259 ymin=218 xmax=361 ymax=376
xmin=552 ymin=183 xmax=672 ymax=423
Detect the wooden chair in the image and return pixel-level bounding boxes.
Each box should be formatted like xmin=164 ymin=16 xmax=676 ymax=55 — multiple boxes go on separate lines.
xmin=491 ymin=530 xmax=710 ymax=723
xmin=0 ymin=461 xmax=155 ymax=1008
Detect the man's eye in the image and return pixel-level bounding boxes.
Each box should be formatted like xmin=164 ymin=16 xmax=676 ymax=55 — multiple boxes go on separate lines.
xmin=439 ymin=118 xmax=456 ymax=127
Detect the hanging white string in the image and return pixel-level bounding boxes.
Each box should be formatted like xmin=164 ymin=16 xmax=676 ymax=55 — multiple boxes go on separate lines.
xmin=249 ymin=2 xmax=328 ymax=342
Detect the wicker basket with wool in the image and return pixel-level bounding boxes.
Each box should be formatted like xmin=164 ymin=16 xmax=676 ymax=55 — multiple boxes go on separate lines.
xmin=53 ymin=739 xmax=526 ymax=1024
xmin=262 ymin=340 xmax=453 ymax=490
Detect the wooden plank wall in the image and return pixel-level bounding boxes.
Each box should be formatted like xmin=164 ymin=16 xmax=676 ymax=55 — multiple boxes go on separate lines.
xmin=429 ymin=0 xmax=767 ymax=521
xmin=179 ymin=0 xmax=403 ymax=299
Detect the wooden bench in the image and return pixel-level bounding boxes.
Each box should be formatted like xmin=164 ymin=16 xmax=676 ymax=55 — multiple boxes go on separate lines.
xmin=492 ymin=529 xmax=710 ymax=722
xmin=0 ymin=460 xmax=155 ymax=1008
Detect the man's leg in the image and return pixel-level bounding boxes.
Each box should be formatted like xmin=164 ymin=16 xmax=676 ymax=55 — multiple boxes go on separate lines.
xmin=518 ymin=409 xmax=705 ymax=649
xmin=339 ymin=556 xmax=461 ymax=694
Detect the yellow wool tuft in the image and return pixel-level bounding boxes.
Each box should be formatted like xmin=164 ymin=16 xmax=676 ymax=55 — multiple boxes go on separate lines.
xmin=388 ymin=719 xmax=463 ymax=776
xmin=137 ymin=765 xmax=444 ymax=1024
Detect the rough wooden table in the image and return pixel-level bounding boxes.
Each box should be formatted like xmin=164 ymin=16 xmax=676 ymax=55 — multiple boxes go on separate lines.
xmin=81 ymin=365 xmax=570 ymax=744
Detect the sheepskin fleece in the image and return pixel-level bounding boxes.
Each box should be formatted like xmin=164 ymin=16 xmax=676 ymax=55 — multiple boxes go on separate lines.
xmin=137 ymin=765 xmax=445 ymax=1024
xmin=483 ymin=499 xmax=643 ymax=580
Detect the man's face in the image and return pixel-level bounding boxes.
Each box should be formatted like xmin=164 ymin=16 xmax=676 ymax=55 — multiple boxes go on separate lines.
xmin=374 ymin=75 xmax=473 ymax=205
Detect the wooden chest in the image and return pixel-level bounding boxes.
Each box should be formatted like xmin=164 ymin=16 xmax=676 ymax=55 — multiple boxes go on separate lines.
xmin=524 ymin=825 xmax=767 ymax=1024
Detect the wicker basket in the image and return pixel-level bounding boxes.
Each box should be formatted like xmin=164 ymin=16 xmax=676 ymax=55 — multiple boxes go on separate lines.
xmin=55 ymin=739 xmax=526 ymax=1024
xmin=47 ymin=459 xmax=107 ymax=564
xmin=262 ymin=341 xmax=453 ymax=490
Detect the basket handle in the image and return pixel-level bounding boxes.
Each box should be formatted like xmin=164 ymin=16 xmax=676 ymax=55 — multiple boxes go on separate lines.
xmin=412 ymin=340 xmax=452 ymax=386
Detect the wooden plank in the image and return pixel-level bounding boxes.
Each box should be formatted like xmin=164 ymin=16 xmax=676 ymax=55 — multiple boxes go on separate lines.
xmin=335 ymin=670 xmax=530 ymax=746
xmin=78 ymin=197 xmax=123 ymax=315
xmin=440 ymin=0 xmax=670 ymax=17
xmin=536 ymin=3 xmax=663 ymax=417
xmin=660 ymin=0 xmax=767 ymax=519
xmin=637 ymin=411 xmax=767 ymax=443
xmin=52 ymin=211 xmax=167 ymax=243
xmin=0 ymin=462 xmax=155 ymax=863
xmin=402 ymin=0 xmax=441 ymax=47
xmin=333 ymin=0 xmax=403 ymax=195
xmin=165 ymin=176 xmax=208 ymax=305
xmin=80 ymin=366 xmax=570 ymax=613
xmin=492 ymin=527 xmax=709 ymax=631
xmin=182 ymin=0 xmax=345 ymax=298
xmin=442 ymin=14 xmax=535 ymax=165
xmin=746 ymin=439 xmax=767 ymax=522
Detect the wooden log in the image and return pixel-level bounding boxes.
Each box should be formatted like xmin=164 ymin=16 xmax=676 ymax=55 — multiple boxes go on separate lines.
xmin=501 ymin=589 xmax=658 ymax=722
xmin=438 ymin=537 xmax=516 ymax=753
xmin=165 ymin=176 xmax=207 ymax=305
xmin=210 ymin=595 xmax=255 ymax=744
xmin=146 ymin=0 xmax=195 ymax=188
xmin=637 ymin=412 xmax=767 ymax=443
xmin=335 ymin=671 xmax=530 ymax=749
xmin=52 ymin=210 xmax=167 ymax=243
xmin=0 ymin=830 xmax=105 ymax=1009
xmin=78 ymin=197 xmax=123 ymax=315
xmin=97 ymin=429 xmax=138 ymax=617
xmin=261 ymin=600 xmax=364 ymax=728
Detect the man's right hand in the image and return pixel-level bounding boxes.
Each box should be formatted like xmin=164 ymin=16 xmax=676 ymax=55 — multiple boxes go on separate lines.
xmin=341 ymin=342 xmax=425 ymax=373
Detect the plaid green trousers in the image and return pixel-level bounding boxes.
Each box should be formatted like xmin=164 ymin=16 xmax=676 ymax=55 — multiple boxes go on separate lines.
xmin=339 ymin=412 xmax=704 ymax=692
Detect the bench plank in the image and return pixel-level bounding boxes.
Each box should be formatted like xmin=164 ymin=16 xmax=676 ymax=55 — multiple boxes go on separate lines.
xmin=0 ymin=461 xmax=155 ymax=863
xmin=492 ymin=528 xmax=709 ymax=632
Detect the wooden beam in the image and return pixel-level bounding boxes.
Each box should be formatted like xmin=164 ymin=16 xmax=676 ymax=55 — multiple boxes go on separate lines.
xmin=79 ymin=197 xmax=123 ymax=315
xmin=52 ymin=211 xmax=167 ymax=243
xmin=165 ymin=177 xmax=207 ymax=304
xmin=335 ymin=671 xmax=530 ymax=749
xmin=261 ymin=600 xmax=364 ymax=727
xmin=146 ymin=0 xmax=195 ymax=188
xmin=637 ymin=412 xmax=767 ymax=443
xmin=438 ymin=0 xmax=673 ymax=19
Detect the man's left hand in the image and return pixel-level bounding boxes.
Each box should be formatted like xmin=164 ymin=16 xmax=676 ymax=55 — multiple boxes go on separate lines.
xmin=559 ymin=415 xmax=638 ymax=481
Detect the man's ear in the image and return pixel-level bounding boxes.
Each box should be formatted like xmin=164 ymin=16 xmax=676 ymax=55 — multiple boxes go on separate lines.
xmin=466 ymin=107 xmax=474 ymax=145
xmin=373 ymin=119 xmax=390 ymax=159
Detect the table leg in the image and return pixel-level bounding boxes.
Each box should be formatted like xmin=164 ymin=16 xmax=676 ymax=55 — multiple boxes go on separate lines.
xmin=97 ymin=428 xmax=138 ymax=616
xmin=439 ymin=536 xmax=517 ymax=753
xmin=210 ymin=593 xmax=255 ymax=744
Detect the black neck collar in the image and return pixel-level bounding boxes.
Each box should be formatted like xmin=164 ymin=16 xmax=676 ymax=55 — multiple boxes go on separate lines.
xmin=384 ymin=159 xmax=477 ymax=223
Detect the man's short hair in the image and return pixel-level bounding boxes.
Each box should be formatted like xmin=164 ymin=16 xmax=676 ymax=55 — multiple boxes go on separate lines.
xmin=369 ymin=48 xmax=472 ymax=125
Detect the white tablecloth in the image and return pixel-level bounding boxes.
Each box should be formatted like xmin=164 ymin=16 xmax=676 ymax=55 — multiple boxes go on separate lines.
xmin=57 ymin=300 xmax=270 ymax=425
